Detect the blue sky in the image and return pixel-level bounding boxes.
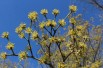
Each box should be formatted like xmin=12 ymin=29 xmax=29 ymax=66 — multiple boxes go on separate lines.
xmin=0 ymin=0 xmax=102 ymax=67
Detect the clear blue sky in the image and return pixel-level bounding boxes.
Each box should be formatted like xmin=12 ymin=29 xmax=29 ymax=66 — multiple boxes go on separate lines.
xmin=0 ymin=0 xmax=102 ymax=67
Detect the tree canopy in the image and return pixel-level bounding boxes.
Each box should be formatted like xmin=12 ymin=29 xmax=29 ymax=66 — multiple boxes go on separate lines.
xmin=0 ymin=1 xmax=103 ymax=68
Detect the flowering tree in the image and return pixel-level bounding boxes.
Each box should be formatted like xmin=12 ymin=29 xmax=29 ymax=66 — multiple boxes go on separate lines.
xmin=0 ymin=5 xmax=103 ymax=68
xmin=0 ymin=59 xmax=33 ymax=68
xmin=79 ymin=0 xmax=103 ymax=10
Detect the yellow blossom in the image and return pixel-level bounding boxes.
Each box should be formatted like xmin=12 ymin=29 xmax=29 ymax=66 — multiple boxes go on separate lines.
xmin=39 ymin=53 xmax=50 ymax=64
xmin=76 ymin=25 xmax=84 ymax=31
xmin=46 ymin=20 xmax=51 ymax=27
xmin=79 ymin=42 xmax=87 ymax=48
xmin=6 ymin=42 xmax=14 ymax=50
xmin=42 ymin=34 xmax=48 ymax=40
xmin=68 ymin=29 xmax=75 ymax=35
xmin=66 ymin=41 xmax=73 ymax=47
xmin=39 ymin=59 xmax=45 ymax=64
xmin=18 ymin=32 xmax=25 ymax=39
xmin=31 ymin=31 xmax=38 ymax=40
xmin=69 ymin=17 xmax=76 ymax=24
xmin=40 ymin=40 xmax=47 ymax=46
xmin=71 ymin=63 xmax=77 ymax=68
xmin=39 ymin=21 xmax=45 ymax=29
xmin=55 ymin=38 xmax=61 ymax=43
xmin=90 ymin=61 xmax=101 ymax=68
xmin=58 ymin=62 xmax=66 ymax=68
xmin=59 ymin=19 xmax=66 ymax=27
xmin=1 ymin=32 xmax=9 ymax=38
xmin=52 ymin=9 xmax=60 ymax=15
xmin=51 ymin=20 xmax=57 ymax=27
xmin=83 ymin=35 xmax=89 ymax=39
xmin=56 ymin=37 xmax=66 ymax=43
xmin=0 ymin=52 xmax=7 ymax=59
xmin=19 ymin=23 xmax=26 ymax=29
xmin=28 ymin=11 xmax=38 ymax=21
xmin=75 ymin=50 xmax=81 ymax=56
xmin=49 ymin=37 xmax=56 ymax=43
xmin=25 ymin=27 xmax=32 ymax=34
xmin=69 ymin=5 xmax=77 ymax=12
xmin=46 ymin=20 xmax=56 ymax=27
xmin=15 ymin=27 xmax=23 ymax=33
xmin=18 ymin=51 xmax=27 ymax=60
xmin=39 ymin=56 xmax=46 ymax=64
xmin=77 ymin=31 xmax=82 ymax=36
xmin=40 ymin=9 xmax=48 ymax=15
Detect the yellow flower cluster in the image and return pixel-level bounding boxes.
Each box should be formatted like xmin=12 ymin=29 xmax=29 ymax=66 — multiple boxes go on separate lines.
xmin=71 ymin=63 xmax=77 ymax=68
xmin=18 ymin=32 xmax=25 ymax=39
xmin=76 ymin=31 xmax=83 ymax=37
xmin=90 ymin=61 xmax=101 ymax=68
xmin=31 ymin=31 xmax=38 ymax=40
xmin=15 ymin=27 xmax=23 ymax=33
xmin=39 ymin=21 xmax=46 ymax=29
xmin=52 ymin=9 xmax=60 ymax=15
xmin=40 ymin=9 xmax=48 ymax=15
xmin=1 ymin=32 xmax=9 ymax=38
xmin=51 ymin=20 xmax=57 ymax=27
xmin=19 ymin=23 xmax=26 ymax=29
xmin=66 ymin=41 xmax=73 ymax=47
xmin=69 ymin=5 xmax=77 ymax=12
xmin=18 ymin=51 xmax=27 ymax=60
xmin=69 ymin=18 xmax=76 ymax=24
xmin=79 ymin=42 xmax=87 ymax=48
xmin=39 ymin=54 xmax=48 ymax=64
xmin=42 ymin=34 xmax=48 ymax=40
xmin=49 ymin=37 xmax=56 ymax=43
xmin=83 ymin=35 xmax=89 ymax=39
xmin=75 ymin=50 xmax=81 ymax=56
xmin=25 ymin=27 xmax=32 ymax=34
xmin=59 ymin=19 xmax=66 ymax=27
xmin=0 ymin=52 xmax=7 ymax=59
xmin=28 ymin=11 xmax=38 ymax=21
xmin=76 ymin=25 xmax=84 ymax=31
xmin=39 ymin=59 xmax=45 ymax=64
xmin=6 ymin=42 xmax=14 ymax=50
xmin=15 ymin=23 xmax=26 ymax=39
xmin=49 ymin=37 xmax=65 ymax=43
xmin=76 ymin=25 xmax=87 ymax=37
xmin=58 ymin=62 xmax=66 ymax=68
xmin=68 ymin=29 xmax=76 ymax=35
xmin=46 ymin=20 xmax=57 ymax=27
xmin=40 ymin=40 xmax=47 ymax=46
xmin=46 ymin=20 xmax=51 ymax=27
xmin=56 ymin=37 xmax=66 ymax=43
xmin=15 ymin=23 xmax=26 ymax=33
